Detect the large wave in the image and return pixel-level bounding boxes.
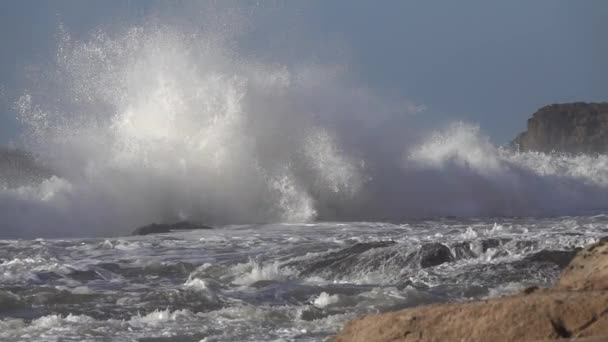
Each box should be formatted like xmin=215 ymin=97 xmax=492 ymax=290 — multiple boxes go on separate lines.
xmin=3 ymin=18 xmax=608 ymax=238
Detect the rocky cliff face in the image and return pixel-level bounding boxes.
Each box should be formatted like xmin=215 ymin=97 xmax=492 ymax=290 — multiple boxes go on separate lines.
xmin=512 ymin=102 xmax=608 ymax=154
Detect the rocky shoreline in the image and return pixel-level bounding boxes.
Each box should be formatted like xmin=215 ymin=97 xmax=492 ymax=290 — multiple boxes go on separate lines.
xmin=332 ymin=239 xmax=608 ymax=342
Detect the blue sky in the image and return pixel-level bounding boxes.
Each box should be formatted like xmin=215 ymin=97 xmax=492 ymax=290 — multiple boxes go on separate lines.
xmin=0 ymin=0 xmax=606 ymax=144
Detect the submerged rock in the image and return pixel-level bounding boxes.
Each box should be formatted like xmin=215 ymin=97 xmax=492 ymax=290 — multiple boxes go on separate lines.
xmin=332 ymin=239 xmax=608 ymax=342
xmin=293 ymin=241 xmax=397 ymax=277
xmin=131 ymin=221 xmax=213 ymax=236
xmin=408 ymin=243 xmax=454 ymax=268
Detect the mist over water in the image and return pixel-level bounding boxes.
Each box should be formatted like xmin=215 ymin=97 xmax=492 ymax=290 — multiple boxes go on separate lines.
xmin=3 ymin=15 xmax=608 ymax=238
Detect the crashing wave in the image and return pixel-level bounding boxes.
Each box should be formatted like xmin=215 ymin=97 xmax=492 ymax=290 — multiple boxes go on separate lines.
xmin=2 ymin=19 xmax=608 ymax=237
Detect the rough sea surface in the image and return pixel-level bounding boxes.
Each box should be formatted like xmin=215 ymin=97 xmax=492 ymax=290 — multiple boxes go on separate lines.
xmin=1 ymin=218 xmax=605 ymax=341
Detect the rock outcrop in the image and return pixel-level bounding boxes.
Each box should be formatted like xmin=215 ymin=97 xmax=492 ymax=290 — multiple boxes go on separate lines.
xmin=131 ymin=221 xmax=213 ymax=236
xmin=558 ymin=239 xmax=608 ymax=291
xmin=407 ymin=242 xmax=454 ymax=268
xmin=332 ymin=240 xmax=608 ymax=342
xmin=512 ymin=102 xmax=608 ymax=154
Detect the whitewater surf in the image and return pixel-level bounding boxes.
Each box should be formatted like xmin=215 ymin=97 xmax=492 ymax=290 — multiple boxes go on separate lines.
xmin=0 ymin=220 xmax=605 ymax=341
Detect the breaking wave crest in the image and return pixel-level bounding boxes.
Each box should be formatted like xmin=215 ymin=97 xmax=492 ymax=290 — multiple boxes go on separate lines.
xmin=4 ymin=19 xmax=608 ymax=237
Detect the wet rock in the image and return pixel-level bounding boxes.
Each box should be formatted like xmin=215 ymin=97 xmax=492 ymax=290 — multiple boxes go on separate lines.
xmin=408 ymin=243 xmax=453 ymax=268
xmin=293 ymin=241 xmax=397 ymax=277
xmin=332 ymin=240 xmax=608 ymax=342
xmin=131 ymin=221 xmax=213 ymax=236
xmin=298 ymin=305 xmax=326 ymax=321
xmin=520 ymin=249 xmax=580 ymax=269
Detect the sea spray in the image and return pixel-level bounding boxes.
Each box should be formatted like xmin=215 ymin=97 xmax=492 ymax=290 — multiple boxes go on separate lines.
xmin=3 ymin=21 xmax=608 ymax=237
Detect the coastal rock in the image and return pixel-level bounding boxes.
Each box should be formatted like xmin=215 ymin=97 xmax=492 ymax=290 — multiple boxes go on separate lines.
xmin=332 ymin=240 xmax=608 ymax=342
xmin=408 ymin=243 xmax=454 ymax=268
xmin=512 ymin=102 xmax=608 ymax=154
xmin=558 ymin=240 xmax=608 ymax=291
xmin=519 ymin=249 xmax=580 ymax=269
xmin=292 ymin=241 xmax=397 ymax=277
xmin=131 ymin=221 xmax=213 ymax=236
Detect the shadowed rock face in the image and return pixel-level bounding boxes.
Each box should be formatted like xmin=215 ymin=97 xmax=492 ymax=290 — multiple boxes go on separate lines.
xmin=512 ymin=102 xmax=608 ymax=154
xmin=407 ymin=242 xmax=453 ymax=268
xmin=0 ymin=148 xmax=53 ymax=187
xmin=131 ymin=221 xmax=213 ymax=236
xmin=285 ymin=241 xmax=398 ymax=278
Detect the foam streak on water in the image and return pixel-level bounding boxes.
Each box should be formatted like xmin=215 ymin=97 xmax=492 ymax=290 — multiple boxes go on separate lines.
xmin=0 ymin=219 xmax=605 ymax=341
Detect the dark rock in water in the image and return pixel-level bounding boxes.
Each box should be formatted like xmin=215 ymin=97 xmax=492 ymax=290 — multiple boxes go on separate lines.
xmin=292 ymin=241 xmax=397 ymax=277
xmin=409 ymin=242 xmax=454 ymax=268
xmin=511 ymin=102 xmax=608 ymax=154
xmin=520 ymin=249 xmax=580 ymax=268
xmin=131 ymin=221 xmax=213 ymax=236
xmin=480 ymin=238 xmax=510 ymax=251
xmin=418 ymin=243 xmax=454 ymax=268
xmin=299 ymin=306 xmax=327 ymax=321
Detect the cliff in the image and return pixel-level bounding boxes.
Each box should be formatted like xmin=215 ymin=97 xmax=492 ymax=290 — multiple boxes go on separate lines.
xmin=332 ymin=239 xmax=608 ymax=342
xmin=512 ymin=102 xmax=608 ymax=154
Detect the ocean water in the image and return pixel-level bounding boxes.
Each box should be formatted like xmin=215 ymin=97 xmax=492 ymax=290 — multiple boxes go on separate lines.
xmin=2 ymin=8 xmax=608 ymax=342
xmin=0 ymin=219 xmax=605 ymax=341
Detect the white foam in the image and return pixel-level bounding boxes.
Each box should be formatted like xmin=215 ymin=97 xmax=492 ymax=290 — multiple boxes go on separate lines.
xmin=184 ymin=277 xmax=210 ymax=290
xmin=312 ymin=292 xmax=339 ymax=308
xmin=232 ymin=260 xmax=293 ymax=285
xmin=486 ymin=282 xmax=527 ymax=298
xmin=405 ymin=122 xmax=608 ymax=217
xmin=128 ymin=309 xmax=195 ymax=327
xmin=461 ymin=227 xmax=478 ymax=239
xmin=0 ymin=314 xmax=98 ymax=340
xmin=0 ymin=257 xmax=65 ymax=284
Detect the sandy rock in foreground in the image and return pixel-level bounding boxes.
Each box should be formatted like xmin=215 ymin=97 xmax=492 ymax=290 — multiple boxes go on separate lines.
xmin=558 ymin=239 xmax=608 ymax=291
xmin=332 ymin=240 xmax=608 ymax=342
